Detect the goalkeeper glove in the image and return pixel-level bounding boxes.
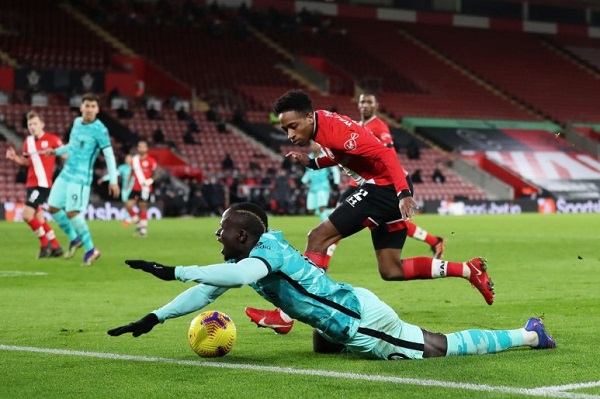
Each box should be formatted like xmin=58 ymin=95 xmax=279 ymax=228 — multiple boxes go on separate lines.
xmin=125 ymin=260 xmax=175 ymax=281
xmin=107 ymin=313 xmax=159 ymax=337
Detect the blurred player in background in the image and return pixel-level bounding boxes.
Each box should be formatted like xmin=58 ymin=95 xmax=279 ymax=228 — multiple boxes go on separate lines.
xmin=98 ymin=154 xmax=134 ymax=225
xmin=246 ymin=90 xmax=494 ymax=334
xmin=5 ymin=111 xmax=64 ymax=258
xmin=301 ymin=141 xmax=340 ymax=220
xmin=124 ymin=140 xmax=157 ymax=237
xmin=107 ymin=202 xmax=555 ymax=359
xmin=351 ymin=93 xmax=446 ymax=259
xmin=45 ymin=93 xmax=120 ymax=266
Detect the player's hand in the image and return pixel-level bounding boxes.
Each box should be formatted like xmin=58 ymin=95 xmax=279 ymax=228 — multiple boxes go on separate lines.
xmin=143 ymin=178 xmax=154 ymax=187
xmin=107 ymin=313 xmax=159 ymax=337
xmin=44 ymin=148 xmax=56 ymax=157
xmin=399 ymin=196 xmax=418 ymax=221
xmin=5 ymin=146 xmax=16 ymax=160
xmin=125 ymin=260 xmax=176 ymax=281
xmin=108 ymin=183 xmax=120 ymax=198
xmin=286 ymin=151 xmax=310 ymax=166
xmin=125 ymin=259 xmax=162 ymax=271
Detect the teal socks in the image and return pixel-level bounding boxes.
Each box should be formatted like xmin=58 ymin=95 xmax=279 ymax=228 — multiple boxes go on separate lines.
xmin=52 ymin=210 xmax=78 ymax=241
xmin=70 ymin=213 xmax=94 ymax=251
xmin=445 ymin=328 xmax=524 ymax=356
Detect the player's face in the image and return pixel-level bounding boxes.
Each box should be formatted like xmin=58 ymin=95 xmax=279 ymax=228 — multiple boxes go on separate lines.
xmin=124 ymin=155 xmax=132 ymax=166
xmin=358 ymin=94 xmax=378 ymax=120
xmin=80 ymin=100 xmax=99 ymax=123
xmin=27 ymin=117 xmax=44 ymax=137
xmin=216 ymin=210 xmax=242 ymax=261
xmin=279 ymin=111 xmax=314 ymax=147
xmin=137 ymin=142 xmax=148 ymax=155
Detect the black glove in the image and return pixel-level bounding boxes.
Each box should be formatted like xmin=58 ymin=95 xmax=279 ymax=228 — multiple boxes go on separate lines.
xmin=107 ymin=313 xmax=160 ymax=337
xmin=125 ymin=260 xmax=175 ymax=281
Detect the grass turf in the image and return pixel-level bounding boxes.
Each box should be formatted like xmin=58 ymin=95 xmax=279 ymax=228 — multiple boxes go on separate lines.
xmin=1 ymin=213 xmax=599 ymax=398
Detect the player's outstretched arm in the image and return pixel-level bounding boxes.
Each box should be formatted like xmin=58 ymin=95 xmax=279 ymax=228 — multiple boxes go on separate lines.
xmin=107 ymin=313 xmax=159 ymax=337
xmin=125 ymin=260 xmax=176 ymax=281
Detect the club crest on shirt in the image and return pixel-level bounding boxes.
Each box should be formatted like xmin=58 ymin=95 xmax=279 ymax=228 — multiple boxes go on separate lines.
xmin=344 ymin=133 xmax=359 ymax=151
xmin=41 ymin=141 xmax=48 ymax=149
xmin=142 ymin=160 xmax=148 ymax=167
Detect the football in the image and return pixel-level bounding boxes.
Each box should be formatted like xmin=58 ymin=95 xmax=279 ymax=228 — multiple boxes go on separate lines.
xmin=188 ymin=311 xmax=237 ymax=358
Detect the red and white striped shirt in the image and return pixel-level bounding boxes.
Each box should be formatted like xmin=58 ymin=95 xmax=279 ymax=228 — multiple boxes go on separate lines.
xmin=22 ymin=132 xmax=63 ymax=188
xmin=131 ymin=154 xmax=158 ymax=191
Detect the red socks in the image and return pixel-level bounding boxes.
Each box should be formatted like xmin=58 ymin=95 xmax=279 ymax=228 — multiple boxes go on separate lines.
xmin=405 ymin=221 xmax=439 ymax=246
xmin=42 ymin=221 xmax=60 ymax=249
xmin=27 ymin=219 xmax=48 ymax=247
xmin=402 ymin=257 xmax=465 ymax=280
xmin=304 ymin=251 xmax=329 ymax=270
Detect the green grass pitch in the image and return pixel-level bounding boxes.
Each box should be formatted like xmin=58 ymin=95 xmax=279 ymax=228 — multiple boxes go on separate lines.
xmin=1 ymin=213 xmax=599 ymax=398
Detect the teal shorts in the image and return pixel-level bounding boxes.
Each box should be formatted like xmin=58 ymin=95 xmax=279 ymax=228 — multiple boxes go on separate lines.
xmin=345 ymin=287 xmax=425 ymax=360
xmin=48 ymin=176 xmax=91 ymax=213
xmin=121 ymin=187 xmax=132 ymax=203
xmin=306 ymin=190 xmax=330 ymax=211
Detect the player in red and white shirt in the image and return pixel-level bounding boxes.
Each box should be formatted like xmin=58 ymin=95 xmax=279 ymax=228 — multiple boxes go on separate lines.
xmin=245 ymin=90 xmax=494 ymax=334
xmin=337 ymin=93 xmax=446 ymax=260
xmin=124 ymin=140 xmax=158 ymax=237
xmin=5 ymin=111 xmax=64 ymax=258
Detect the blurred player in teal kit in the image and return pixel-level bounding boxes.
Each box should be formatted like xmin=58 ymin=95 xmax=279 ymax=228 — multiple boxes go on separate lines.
xmin=98 ymin=154 xmax=134 ymax=225
xmin=46 ymin=93 xmax=120 ymax=265
xmin=301 ymin=141 xmax=340 ymax=221
xmin=107 ymin=202 xmax=555 ymax=359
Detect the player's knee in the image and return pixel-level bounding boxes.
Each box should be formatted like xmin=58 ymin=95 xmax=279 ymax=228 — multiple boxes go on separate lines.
xmin=377 ymin=261 xmax=404 ymax=281
xmin=66 ymin=211 xmax=79 ymax=218
xmin=379 ymin=269 xmax=398 ymax=281
xmin=312 ymin=330 xmax=345 ymax=354
xmin=423 ymin=330 xmax=448 ymax=358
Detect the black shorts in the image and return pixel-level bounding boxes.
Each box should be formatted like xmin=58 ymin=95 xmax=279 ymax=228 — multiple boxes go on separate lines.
xmin=338 ymin=175 xmax=414 ymax=204
xmin=25 ymin=187 xmax=50 ymax=209
xmin=128 ymin=190 xmax=151 ymax=202
xmin=328 ymin=184 xmax=411 ymax=251
xmin=338 ymin=185 xmax=359 ymax=204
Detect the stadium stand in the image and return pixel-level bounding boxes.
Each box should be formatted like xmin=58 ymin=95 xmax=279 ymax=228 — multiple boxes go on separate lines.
xmin=403 ymin=23 xmax=600 ymax=124
xmin=2 ymin=1 xmax=598 ymax=207
xmin=0 ymin=0 xmax=116 ymax=70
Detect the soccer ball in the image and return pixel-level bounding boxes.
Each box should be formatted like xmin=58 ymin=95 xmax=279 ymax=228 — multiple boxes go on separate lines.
xmin=188 ymin=311 xmax=237 ymax=358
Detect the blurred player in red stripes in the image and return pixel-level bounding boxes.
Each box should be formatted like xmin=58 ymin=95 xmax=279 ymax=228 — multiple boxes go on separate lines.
xmin=5 ymin=111 xmax=64 ymax=258
xmin=124 ymin=140 xmax=158 ymax=237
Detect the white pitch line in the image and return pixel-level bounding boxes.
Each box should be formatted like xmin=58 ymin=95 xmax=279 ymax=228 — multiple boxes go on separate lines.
xmin=1 ymin=345 xmax=599 ymax=399
xmin=0 ymin=271 xmax=48 ymax=277
xmin=538 ymin=381 xmax=600 ymax=391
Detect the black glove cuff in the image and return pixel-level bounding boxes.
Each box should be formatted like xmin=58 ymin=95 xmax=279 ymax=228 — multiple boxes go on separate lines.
xmin=307 ymin=158 xmax=318 ymax=170
xmin=153 ymin=265 xmax=176 ymax=281
xmin=397 ymin=189 xmax=412 ymax=200
xmin=142 ymin=313 xmax=160 ymax=326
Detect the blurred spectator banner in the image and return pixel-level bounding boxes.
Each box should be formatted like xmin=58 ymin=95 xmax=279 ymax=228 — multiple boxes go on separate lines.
xmin=2 ymin=201 xmax=162 ymax=221
xmin=15 ymin=68 xmax=105 ymax=94
xmin=422 ymin=198 xmax=600 ymax=215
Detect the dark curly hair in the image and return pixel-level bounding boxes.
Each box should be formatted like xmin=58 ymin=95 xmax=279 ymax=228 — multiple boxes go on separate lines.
xmin=273 ymin=90 xmax=313 ymax=116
